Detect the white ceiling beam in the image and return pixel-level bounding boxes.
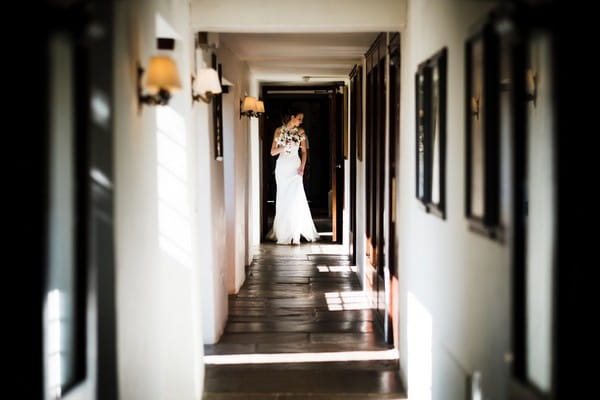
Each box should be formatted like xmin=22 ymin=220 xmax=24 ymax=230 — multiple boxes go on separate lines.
xmin=191 ymin=0 xmax=406 ymax=33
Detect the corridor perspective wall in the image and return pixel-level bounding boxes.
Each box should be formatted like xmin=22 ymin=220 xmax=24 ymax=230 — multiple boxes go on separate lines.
xmin=216 ymin=45 xmax=252 ymax=294
xmin=396 ymin=1 xmax=507 ymax=399
xmin=113 ymin=0 xmax=208 ymax=398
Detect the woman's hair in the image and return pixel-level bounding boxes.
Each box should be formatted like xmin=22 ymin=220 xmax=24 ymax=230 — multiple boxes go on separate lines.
xmin=282 ymin=107 xmax=303 ymax=124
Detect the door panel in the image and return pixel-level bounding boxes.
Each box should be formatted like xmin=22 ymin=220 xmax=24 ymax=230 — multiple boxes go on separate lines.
xmin=388 ymin=33 xmax=400 ymax=344
xmin=331 ymin=90 xmax=345 ymax=243
xmin=349 ymin=66 xmax=362 ymax=264
xmin=364 ymin=33 xmax=392 ymax=343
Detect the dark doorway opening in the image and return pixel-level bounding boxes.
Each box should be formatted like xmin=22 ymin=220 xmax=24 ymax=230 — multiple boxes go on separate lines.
xmin=261 ymin=83 xmax=344 ymax=243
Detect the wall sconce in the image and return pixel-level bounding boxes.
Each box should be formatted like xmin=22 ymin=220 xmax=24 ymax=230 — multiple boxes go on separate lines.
xmin=526 ymin=68 xmax=537 ymax=107
xmin=138 ymin=55 xmax=182 ymax=109
xmin=240 ymin=96 xmax=264 ymax=118
xmin=192 ymin=68 xmax=222 ymax=103
xmin=256 ymin=100 xmax=265 ymax=115
xmin=471 ymin=95 xmax=480 ymax=120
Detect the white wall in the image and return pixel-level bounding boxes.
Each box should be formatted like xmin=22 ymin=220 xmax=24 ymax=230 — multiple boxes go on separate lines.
xmin=194 ymin=45 xmax=229 ymax=346
xmin=191 ymin=0 xmax=406 ymax=33
xmin=217 ymin=45 xmax=252 ymax=293
xmin=248 ymin=76 xmax=262 ymax=263
xmin=113 ymin=0 xmax=208 ymax=397
xmin=396 ymin=1 xmax=509 ymax=399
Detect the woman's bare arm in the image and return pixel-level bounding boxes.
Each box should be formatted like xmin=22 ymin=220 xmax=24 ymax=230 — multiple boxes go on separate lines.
xmin=270 ymin=127 xmax=284 ymax=156
xmin=298 ymin=130 xmax=307 ymax=175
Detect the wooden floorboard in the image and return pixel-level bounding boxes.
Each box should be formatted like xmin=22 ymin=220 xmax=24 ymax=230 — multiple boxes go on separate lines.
xmin=203 ymin=243 xmax=406 ymax=399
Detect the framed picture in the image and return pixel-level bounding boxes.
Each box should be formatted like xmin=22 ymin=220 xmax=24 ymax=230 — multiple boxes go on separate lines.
xmin=343 ymin=84 xmax=349 ymax=159
xmin=415 ymin=62 xmax=429 ymax=206
xmin=427 ymin=48 xmax=447 ymax=218
xmin=465 ymin=25 xmax=500 ymax=236
xmin=350 ymin=65 xmax=362 ymax=162
xmin=212 ymin=54 xmax=224 ymax=161
xmin=415 ymin=47 xmax=447 ymax=218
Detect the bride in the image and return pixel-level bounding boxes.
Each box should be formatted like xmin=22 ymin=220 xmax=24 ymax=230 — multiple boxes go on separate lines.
xmin=267 ymin=109 xmax=320 ymax=244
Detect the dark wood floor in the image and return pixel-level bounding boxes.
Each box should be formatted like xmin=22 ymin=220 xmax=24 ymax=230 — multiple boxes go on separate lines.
xmin=203 ymin=244 xmax=406 ymax=399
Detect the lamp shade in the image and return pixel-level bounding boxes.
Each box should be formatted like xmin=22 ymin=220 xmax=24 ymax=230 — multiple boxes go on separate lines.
xmin=255 ymin=100 xmax=265 ymax=113
xmin=194 ymin=68 xmax=222 ymax=95
xmin=145 ymin=55 xmax=182 ymax=93
xmin=242 ymin=96 xmax=257 ymax=112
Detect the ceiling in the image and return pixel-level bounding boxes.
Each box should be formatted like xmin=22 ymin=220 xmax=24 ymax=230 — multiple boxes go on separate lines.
xmin=219 ymin=32 xmax=379 ymax=82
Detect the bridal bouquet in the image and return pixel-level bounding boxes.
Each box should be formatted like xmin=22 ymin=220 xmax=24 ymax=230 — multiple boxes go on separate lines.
xmin=277 ymin=126 xmax=304 ymax=154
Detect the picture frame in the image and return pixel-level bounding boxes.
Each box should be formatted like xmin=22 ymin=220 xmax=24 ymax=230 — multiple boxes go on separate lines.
xmin=212 ymin=54 xmax=224 ymax=161
xmin=415 ymin=61 xmax=429 ymax=206
xmin=415 ymin=47 xmax=447 ymax=218
xmin=427 ymin=48 xmax=447 ymax=218
xmin=356 ymin=70 xmax=363 ymax=162
xmin=343 ymin=84 xmax=349 ymax=159
xmin=465 ymin=25 xmax=500 ymax=236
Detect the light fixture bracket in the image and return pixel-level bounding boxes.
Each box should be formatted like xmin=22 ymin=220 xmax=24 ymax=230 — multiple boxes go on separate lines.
xmin=192 ymin=92 xmax=214 ymax=104
xmin=526 ymin=69 xmax=537 ymax=107
xmin=191 ymin=74 xmax=220 ymax=104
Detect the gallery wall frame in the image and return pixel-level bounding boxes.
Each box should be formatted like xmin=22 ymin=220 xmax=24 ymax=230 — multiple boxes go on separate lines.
xmin=212 ymin=53 xmax=224 ymax=161
xmin=343 ymin=84 xmax=349 ymax=159
xmin=350 ymin=65 xmax=363 ymax=162
xmin=426 ymin=48 xmax=447 ymax=218
xmin=465 ymin=23 xmax=500 ymax=236
xmin=415 ymin=47 xmax=447 ymax=219
xmin=415 ymin=60 xmax=430 ymax=206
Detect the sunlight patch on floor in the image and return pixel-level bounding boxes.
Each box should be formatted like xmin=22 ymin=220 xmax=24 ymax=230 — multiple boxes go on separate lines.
xmin=204 ymin=349 xmax=399 ymax=365
xmin=255 ymin=243 xmax=349 ymax=256
xmin=325 ymin=291 xmax=373 ymax=311
xmin=317 ymin=265 xmax=358 ymax=272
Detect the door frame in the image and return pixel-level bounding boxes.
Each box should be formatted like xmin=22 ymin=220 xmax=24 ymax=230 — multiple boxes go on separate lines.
xmin=260 ymin=83 xmax=346 ymax=244
xmin=494 ymin=3 xmax=576 ymax=398
xmin=40 ymin=1 xmax=117 ymax=399
xmin=349 ymin=65 xmax=362 ymax=264
xmin=364 ymin=33 xmax=394 ymax=343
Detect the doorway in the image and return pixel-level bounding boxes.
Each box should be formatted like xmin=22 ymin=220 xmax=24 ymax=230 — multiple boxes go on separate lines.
xmin=260 ymin=84 xmax=345 ymax=243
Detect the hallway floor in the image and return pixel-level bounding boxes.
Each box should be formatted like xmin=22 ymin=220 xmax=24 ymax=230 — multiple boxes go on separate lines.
xmin=203 ymin=244 xmax=406 ymax=399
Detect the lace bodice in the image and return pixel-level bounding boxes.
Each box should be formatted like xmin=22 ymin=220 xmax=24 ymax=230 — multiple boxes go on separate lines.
xmin=277 ymin=125 xmax=305 ymax=155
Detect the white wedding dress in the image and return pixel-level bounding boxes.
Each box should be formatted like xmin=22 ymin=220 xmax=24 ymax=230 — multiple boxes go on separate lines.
xmin=268 ymin=130 xmax=320 ymax=244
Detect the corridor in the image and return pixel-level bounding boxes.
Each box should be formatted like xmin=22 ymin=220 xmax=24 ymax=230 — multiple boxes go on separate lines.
xmin=203 ymin=244 xmax=406 ymax=399
xmin=26 ymin=0 xmax=582 ymax=399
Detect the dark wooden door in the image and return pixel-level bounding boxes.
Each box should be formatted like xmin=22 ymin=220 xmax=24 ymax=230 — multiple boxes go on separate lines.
xmin=349 ymin=66 xmax=362 ymax=264
xmin=365 ymin=33 xmax=391 ymax=342
xmin=387 ymin=33 xmax=400 ymax=344
xmin=261 ymin=85 xmax=343 ymax=243
xmin=330 ymin=89 xmax=345 ymax=243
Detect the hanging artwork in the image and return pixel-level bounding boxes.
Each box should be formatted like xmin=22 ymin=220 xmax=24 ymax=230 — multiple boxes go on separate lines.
xmin=212 ymin=53 xmax=223 ymax=161
xmin=465 ymin=25 xmax=500 ymax=235
xmin=415 ymin=47 xmax=447 ymax=219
